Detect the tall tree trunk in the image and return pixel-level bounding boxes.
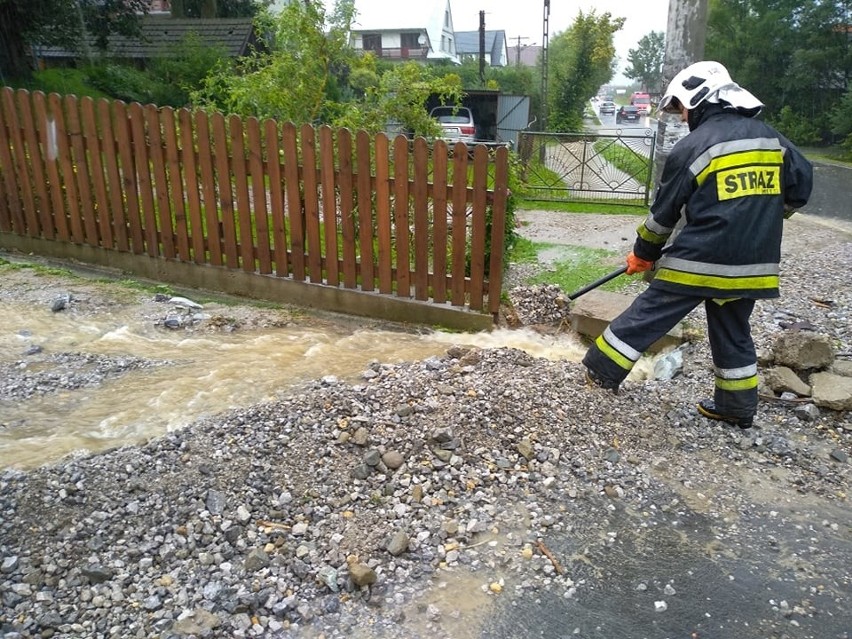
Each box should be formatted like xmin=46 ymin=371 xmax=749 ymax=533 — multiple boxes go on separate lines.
xmin=200 ymin=0 xmax=218 ymax=18
xmin=652 ymin=0 xmax=709 ymax=190
xmin=0 ymin=3 xmax=32 ymax=79
xmin=171 ymin=0 xmax=187 ymax=17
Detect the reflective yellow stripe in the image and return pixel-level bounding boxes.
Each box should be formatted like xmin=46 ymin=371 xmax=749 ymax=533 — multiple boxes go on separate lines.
xmin=715 ymin=375 xmax=759 ymax=391
xmin=655 ymin=268 xmax=778 ymax=290
xmin=636 ymin=222 xmax=669 ymax=245
xmin=695 ymin=149 xmax=785 ymax=186
xmin=595 ymin=334 xmax=633 ymax=371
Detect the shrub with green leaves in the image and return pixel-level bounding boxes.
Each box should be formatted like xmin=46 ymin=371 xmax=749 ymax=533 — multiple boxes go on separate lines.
xmin=770 ymin=105 xmax=821 ymax=146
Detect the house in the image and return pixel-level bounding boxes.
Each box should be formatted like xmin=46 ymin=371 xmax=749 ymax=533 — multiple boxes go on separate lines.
xmin=349 ymin=0 xmax=460 ymax=63
xmin=454 ymin=30 xmax=509 ymax=67
xmin=507 ymin=44 xmax=542 ymax=68
xmin=36 ymin=15 xmax=261 ymax=67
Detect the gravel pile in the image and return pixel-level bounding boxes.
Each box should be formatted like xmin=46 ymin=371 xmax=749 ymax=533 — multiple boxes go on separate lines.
xmin=1 ymin=214 xmax=850 ymax=639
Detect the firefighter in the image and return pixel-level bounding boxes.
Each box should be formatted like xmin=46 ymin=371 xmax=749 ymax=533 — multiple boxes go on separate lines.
xmin=582 ymin=61 xmax=814 ymax=429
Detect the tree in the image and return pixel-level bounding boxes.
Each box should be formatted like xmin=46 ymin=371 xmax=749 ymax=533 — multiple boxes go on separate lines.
xmin=624 ymin=31 xmax=665 ymax=93
xmin=170 ymin=0 xmax=263 ymax=18
xmin=547 ymin=10 xmax=624 ymax=131
xmin=0 ymin=0 xmax=148 ymax=79
xmin=706 ymin=0 xmax=851 ymax=141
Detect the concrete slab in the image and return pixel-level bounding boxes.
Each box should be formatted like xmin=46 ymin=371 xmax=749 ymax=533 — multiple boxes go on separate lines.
xmin=570 ymin=290 xmax=685 ymax=353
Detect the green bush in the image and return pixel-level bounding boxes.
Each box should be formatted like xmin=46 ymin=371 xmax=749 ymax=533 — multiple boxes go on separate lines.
xmin=18 ymin=68 xmax=108 ymax=99
xmin=85 ymin=63 xmax=158 ymax=104
xmin=770 ymin=105 xmax=821 ymax=146
xmin=829 ymin=89 xmax=852 ymax=160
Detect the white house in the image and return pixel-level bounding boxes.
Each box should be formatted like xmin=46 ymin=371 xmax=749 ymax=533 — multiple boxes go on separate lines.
xmin=348 ymin=0 xmax=460 ymax=63
xmin=455 ymin=30 xmax=509 ymax=67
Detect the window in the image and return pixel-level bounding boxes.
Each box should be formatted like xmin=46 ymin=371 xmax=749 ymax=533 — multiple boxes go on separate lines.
xmin=401 ymin=32 xmax=420 ymax=49
xmin=362 ymin=34 xmax=382 ymax=52
xmin=445 ymin=10 xmax=450 ymax=28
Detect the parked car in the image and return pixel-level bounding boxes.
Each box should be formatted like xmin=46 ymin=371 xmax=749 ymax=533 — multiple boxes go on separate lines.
xmin=599 ymin=101 xmax=616 ymax=115
xmin=429 ymin=106 xmax=477 ymax=144
xmin=616 ymin=105 xmax=641 ymax=124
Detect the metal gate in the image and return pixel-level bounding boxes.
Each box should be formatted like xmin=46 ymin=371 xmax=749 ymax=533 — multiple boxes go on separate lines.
xmin=517 ymin=129 xmax=656 ymax=206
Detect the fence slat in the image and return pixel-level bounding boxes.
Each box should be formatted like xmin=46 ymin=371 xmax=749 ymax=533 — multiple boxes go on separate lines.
xmin=0 ymin=88 xmax=16 ymax=233
xmin=431 ymin=141 xmax=449 ymax=303
xmin=300 ymin=124 xmax=322 ymax=283
xmin=211 ymin=112 xmax=238 ymax=269
xmin=114 ymin=101 xmax=144 ymax=254
xmin=450 ymin=143 xmax=469 ymax=306
xmin=178 ymin=108 xmax=205 ymax=263
xmin=337 ymin=128 xmax=356 ymax=288
xmin=162 ymin=108 xmax=189 ymax=261
xmin=128 ymin=103 xmax=158 ymax=256
xmin=355 ymin=130 xmax=374 ymax=291
xmin=412 ymin=137 xmax=429 ymax=301
xmin=66 ymin=95 xmax=100 ymax=246
xmin=97 ymin=99 xmax=129 ymax=251
xmin=282 ymin=123 xmax=305 ymax=280
xmin=488 ymin=146 xmax=509 ymax=314
xmin=145 ymin=105 xmax=175 ymax=259
xmin=49 ymin=93 xmax=83 ymax=243
xmin=392 ymin=136 xmax=410 ymax=297
xmin=17 ymin=90 xmax=52 ymax=238
xmin=247 ymin=118 xmax=272 ymax=274
xmin=468 ymin=145 xmax=488 ymax=311
xmin=319 ymin=125 xmax=338 ymax=286
xmin=375 ymin=133 xmax=392 ymax=294
xmin=194 ymin=110 xmax=222 ymax=266
xmin=80 ymin=97 xmax=112 ymax=249
xmin=229 ymin=114 xmax=254 ymax=272
xmin=34 ymin=93 xmax=65 ymax=237
xmin=2 ymin=89 xmax=35 ymax=235
xmin=264 ymin=119 xmax=288 ymax=277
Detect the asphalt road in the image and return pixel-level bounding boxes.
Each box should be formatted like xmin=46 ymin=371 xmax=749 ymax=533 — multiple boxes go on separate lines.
xmin=801 ymin=160 xmax=852 ymax=223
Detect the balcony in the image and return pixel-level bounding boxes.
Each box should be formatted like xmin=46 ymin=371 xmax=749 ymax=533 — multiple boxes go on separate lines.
xmin=362 ymin=47 xmax=430 ymax=60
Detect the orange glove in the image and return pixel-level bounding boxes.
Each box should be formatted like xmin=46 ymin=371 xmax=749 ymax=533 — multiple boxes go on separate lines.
xmin=626 ymin=251 xmax=654 ymax=275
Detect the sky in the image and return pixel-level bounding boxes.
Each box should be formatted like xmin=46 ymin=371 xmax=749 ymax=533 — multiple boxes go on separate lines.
xmin=438 ymin=0 xmax=670 ymax=85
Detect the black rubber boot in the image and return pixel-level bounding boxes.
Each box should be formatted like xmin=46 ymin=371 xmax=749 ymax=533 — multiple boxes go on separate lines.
xmin=697 ymin=399 xmax=754 ymax=429
xmin=584 ymin=367 xmax=620 ymax=394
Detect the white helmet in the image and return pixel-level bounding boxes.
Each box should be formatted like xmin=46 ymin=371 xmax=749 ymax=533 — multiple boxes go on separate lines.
xmin=658 ymin=60 xmax=763 ymax=116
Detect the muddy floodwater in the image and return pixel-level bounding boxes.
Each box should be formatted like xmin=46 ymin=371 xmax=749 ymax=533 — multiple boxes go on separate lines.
xmin=0 ymin=299 xmax=595 ymax=470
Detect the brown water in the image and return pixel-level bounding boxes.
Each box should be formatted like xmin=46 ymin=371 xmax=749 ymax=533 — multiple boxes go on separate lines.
xmin=0 ymin=302 xmax=592 ymax=470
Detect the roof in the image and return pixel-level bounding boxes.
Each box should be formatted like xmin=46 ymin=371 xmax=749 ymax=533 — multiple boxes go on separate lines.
xmin=507 ymin=44 xmax=542 ymax=67
xmin=37 ymin=16 xmax=257 ymax=59
xmin=454 ymin=30 xmax=505 ymax=56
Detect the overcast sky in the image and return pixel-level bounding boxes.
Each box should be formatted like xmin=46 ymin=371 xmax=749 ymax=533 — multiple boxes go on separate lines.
xmin=449 ymin=0 xmax=670 ymax=83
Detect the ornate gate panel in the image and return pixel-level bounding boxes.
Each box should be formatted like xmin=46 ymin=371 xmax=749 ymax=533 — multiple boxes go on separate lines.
xmin=517 ymin=129 xmax=656 ymax=206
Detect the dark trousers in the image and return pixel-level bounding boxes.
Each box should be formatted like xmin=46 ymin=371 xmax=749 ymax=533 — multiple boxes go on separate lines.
xmin=582 ymin=287 xmax=758 ymax=419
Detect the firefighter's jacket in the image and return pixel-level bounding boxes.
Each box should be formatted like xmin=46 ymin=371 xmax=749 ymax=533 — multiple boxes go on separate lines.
xmin=635 ymin=104 xmax=813 ymax=299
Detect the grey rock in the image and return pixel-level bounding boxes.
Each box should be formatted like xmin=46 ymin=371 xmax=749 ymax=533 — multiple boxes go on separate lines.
xmin=244 ymin=548 xmax=270 ymax=572
xmin=764 ymin=366 xmax=811 ymax=397
xmin=387 ymin=531 xmax=410 ymax=556
xmin=810 ymin=372 xmax=852 ymax=410
xmin=772 ymin=332 xmax=835 ymax=370
xmin=206 ymin=490 xmax=227 ymax=514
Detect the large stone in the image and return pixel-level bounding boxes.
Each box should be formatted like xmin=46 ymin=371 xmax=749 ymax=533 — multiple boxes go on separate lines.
xmin=809 ymin=372 xmax=852 ymax=410
xmin=347 ymin=561 xmax=377 ymax=587
xmin=772 ymin=332 xmax=835 ymax=371
xmin=570 ymin=291 xmax=685 ymax=353
xmin=831 ymin=359 xmax=852 ymax=378
xmin=763 ymin=366 xmax=811 ymax=397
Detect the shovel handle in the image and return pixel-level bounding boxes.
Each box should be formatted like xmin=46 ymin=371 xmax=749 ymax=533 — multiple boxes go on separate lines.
xmin=567 ymin=266 xmax=628 ymax=300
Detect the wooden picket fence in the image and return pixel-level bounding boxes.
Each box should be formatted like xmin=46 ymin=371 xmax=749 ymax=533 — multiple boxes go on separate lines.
xmin=0 ymin=87 xmax=508 ymax=319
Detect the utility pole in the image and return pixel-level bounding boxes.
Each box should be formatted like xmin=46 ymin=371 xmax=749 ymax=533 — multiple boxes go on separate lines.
xmin=652 ymin=0 xmax=709 ymax=190
xmin=540 ymin=0 xmax=550 ymax=131
xmin=479 ymin=10 xmax=486 ymax=84
xmin=513 ymin=35 xmax=530 ymax=66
